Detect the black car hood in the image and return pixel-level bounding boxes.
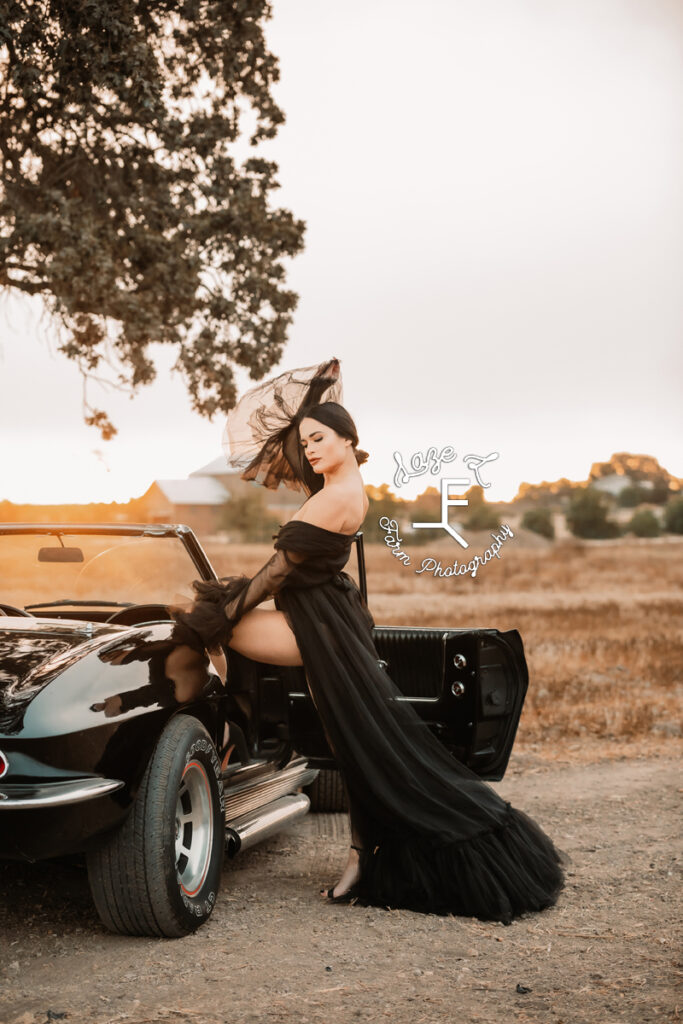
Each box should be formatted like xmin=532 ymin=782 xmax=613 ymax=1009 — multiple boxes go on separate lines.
xmin=0 ymin=618 xmax=128 ymax=733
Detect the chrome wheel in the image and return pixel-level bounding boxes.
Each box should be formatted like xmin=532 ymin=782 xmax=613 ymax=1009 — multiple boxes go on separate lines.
xmin=175 ymin=759 xmax=214 ymax=896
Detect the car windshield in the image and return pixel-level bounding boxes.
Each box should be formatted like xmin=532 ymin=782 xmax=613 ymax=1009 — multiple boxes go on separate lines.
xmin=0 ymin=532 xmax=201 ymax=610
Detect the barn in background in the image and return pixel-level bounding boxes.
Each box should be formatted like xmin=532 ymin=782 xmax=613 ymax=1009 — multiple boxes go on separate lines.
xmin=136 ymin=476 xmax=230 ymax=535
xmin=135 ymin=456 xmax=303 ymax=536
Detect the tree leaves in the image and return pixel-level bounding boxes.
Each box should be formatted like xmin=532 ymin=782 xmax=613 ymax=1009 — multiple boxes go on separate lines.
xmin=0 ymin=0 xmax=306 ymax=437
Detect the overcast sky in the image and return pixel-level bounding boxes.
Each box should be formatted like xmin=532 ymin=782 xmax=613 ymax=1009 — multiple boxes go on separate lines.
xmin=1 ymin=0 xmax=681 ymax=504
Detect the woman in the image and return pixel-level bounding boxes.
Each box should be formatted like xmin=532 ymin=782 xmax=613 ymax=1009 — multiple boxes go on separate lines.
xmin=171 ymin=357 xmax=566 ymax=920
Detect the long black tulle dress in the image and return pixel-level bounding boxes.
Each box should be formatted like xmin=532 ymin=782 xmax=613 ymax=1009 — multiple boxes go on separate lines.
xmin=170 ymin=516 xmax=566 ymax=924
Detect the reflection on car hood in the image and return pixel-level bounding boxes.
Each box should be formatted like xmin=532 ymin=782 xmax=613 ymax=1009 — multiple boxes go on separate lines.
xmin=0 ymin=618 xmax=126 ymax=734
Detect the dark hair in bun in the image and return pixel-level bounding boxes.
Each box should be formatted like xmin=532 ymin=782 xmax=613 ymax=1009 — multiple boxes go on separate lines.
xmin=298 ymin=401 xmax=369 ymax=493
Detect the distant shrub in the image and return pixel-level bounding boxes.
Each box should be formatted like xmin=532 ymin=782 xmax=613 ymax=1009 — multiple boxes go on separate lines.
xmin=521 ymin=507 xmax=555 ymax=539
xmin=364 ymin=490 xmax=407 ymax=543
xmin=220 ymin=491 xmax=279 ymax=542
xmin=646 ymin=481 xmax=673 ymax=505
xmin=663 ymin=496 xmax=683 ymax=534
xmin=628 ymin=509 xmax=661 ymax=537
xmin=618 ymin=484 xmax=651 ymax=508
xmin=464 ymin=503 xmax=501 ymax=531
xmin=566 ymin=488 xmax=621 ymax=539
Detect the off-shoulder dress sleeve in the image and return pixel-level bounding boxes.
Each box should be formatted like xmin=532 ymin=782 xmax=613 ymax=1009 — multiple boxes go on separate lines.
xmin=169 ymin=542 xmax=307 ymax=655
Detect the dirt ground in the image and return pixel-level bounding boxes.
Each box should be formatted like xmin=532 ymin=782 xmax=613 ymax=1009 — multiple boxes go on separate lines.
xmin=0 ymin=750 xmax=680 ymax=1024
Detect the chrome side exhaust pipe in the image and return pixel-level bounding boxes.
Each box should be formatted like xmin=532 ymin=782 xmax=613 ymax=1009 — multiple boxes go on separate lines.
xmin=224 ymin=792 xmax=311 ymax=858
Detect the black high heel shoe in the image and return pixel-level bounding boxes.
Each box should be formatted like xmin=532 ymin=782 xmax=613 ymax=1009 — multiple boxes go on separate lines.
xmin=321 ymin=845 xmax=363 ymax=902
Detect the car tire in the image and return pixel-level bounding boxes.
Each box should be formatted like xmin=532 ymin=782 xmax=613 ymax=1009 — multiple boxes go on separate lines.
xmin=86 ymin=715 xmax=224 ymax=938
xmin=304 ymin=768 xmax=348 ymax=812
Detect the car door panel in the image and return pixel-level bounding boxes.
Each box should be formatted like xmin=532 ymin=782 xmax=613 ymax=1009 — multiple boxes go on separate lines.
xmin=280 ymin=625 xmax=528 ymax=781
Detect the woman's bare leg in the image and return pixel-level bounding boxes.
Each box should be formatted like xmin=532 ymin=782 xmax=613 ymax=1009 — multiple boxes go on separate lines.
xmin=226 ymin=607 xmax=304 ymax=666
xmin=167 ymin=607 xmax=302 ymax=693
xmin=215 ymin=609 xmax=303 ymax=753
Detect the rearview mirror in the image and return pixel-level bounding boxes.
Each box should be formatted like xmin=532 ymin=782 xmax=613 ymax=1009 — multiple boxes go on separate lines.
xmin=38 ymin=547 xmax=84 ymax=563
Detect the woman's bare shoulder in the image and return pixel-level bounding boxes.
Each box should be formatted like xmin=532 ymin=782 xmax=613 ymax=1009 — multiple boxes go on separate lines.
xmin=290 ymin=485 xmax=368 ymax=534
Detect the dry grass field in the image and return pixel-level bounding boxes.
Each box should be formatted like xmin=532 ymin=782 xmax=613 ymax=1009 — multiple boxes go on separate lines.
xmin=2 ymin=528 xmax=680 ymax=764
xmin=203 ymin=530 xmax=683 ymax=765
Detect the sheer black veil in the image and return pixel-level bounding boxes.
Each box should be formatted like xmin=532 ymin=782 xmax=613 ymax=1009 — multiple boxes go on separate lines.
xmin=221 ymin=356 xmax=343 ymax=496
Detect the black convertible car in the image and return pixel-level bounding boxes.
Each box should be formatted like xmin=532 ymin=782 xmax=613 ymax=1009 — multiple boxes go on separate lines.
xmin=0 ymin=522 xmax=529 ymax=937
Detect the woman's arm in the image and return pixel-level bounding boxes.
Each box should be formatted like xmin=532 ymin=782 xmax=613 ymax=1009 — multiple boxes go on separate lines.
xmin=169 ymin=488 xmax=351 ymax=655
xmin=169 ymin=544 xmax=307 ymax=655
